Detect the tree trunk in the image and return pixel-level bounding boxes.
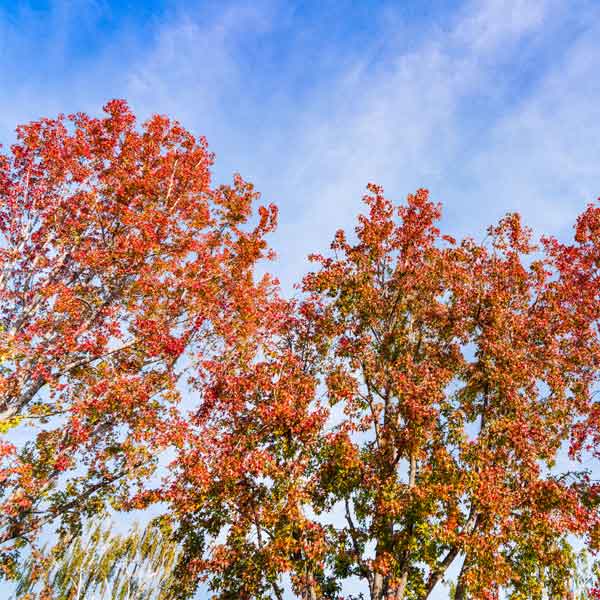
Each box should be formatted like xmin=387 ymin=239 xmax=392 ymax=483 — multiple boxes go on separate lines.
xmin=391 ymin=452 xmax=417 ymax=600
xmin=301 ymin=586 xmax=317 ymax=600
xmin=371 ymin=571 xmax=385 ymax=600
xmin=454 ymin=558 xmax=469 ymax=600
xmin=393 ymin=573 xmax=408 ymax=599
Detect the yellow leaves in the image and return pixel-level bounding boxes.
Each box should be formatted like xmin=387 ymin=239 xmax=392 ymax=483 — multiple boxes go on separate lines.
xmin=0 ymin=415 xmax=22 ymax=433
xmin=0 ymin=327 xmax=19 ymax=366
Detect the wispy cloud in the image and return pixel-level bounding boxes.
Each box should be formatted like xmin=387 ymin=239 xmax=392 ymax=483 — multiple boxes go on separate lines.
xmin=454 ymin=0 xmax=548 ymax=51
xmin=458 ymin=19 xmax=600 ymax=234
xmin=3 ymin=2 xmax=597 ymax=290
xmin=3 ymin=0 xmax=599 ymax=301
xmin=251 ymin=0 xmax=599 ymax=289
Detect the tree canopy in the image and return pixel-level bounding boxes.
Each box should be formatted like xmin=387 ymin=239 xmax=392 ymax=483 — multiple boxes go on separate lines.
xmin=1 ymin=102 xmax=599 ymax=599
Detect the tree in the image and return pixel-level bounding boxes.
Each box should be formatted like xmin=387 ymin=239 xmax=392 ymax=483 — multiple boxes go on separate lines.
xmin=2 ymin=102 xmax=600 ymax=599
xmin=0 ymin=100 xmax=278 ymax=575
xmin=297 ymin=186 xmax=600 ymax=598
xmin=14 ymin=517 xmax=180 ymax=600
xmin=163 ymin=186 xmax=600 ymax=599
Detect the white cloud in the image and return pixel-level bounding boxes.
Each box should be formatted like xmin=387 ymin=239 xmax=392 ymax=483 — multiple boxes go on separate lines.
xmin=254 ymin=0 xmax=582 ymax=290
xmin=453 ymin=0 xmax=549 ymax=52
xmin=125 ymin=3 xmax=275 ymax=121
xmin=451 ymin=18 xmax=600 ymax=236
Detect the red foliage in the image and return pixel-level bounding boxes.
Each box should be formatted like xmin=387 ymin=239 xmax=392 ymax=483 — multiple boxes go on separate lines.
xmin=1 ymin=104 xmax=599 ymax=599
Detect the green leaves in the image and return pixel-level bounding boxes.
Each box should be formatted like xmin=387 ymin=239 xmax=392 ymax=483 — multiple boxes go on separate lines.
xmin=14 ymin=517 xmax=181 ymax=600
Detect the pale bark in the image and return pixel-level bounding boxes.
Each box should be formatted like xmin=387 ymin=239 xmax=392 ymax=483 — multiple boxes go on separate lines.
xmin=391 ymin=452 xmax=417 ymax=600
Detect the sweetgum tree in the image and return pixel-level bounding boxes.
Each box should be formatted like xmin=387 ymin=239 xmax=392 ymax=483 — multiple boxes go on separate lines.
xmin=0 ymin=100 xmax=278 ymax=576
xmin=297 ymin=186 xmax=600 ymax=599
xmin=1 ymin=103 xmax=600 ymax=600
xmin=161 ymin=187 xmax=600 ymax=599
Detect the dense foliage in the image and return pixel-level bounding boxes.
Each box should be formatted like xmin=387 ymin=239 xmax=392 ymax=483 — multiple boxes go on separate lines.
xmin=1 ymin=103 xmax=599 ymax=599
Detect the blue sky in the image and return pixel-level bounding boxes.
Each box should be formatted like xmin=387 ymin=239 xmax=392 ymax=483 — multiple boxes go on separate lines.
xmin=2 ymin=0 xmax=600 ymax=293
xmin=1 ymin=0 xmax=600 ymax=597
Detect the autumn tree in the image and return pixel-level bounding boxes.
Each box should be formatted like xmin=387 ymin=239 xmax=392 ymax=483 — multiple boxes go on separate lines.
xmin=297 ymin=186 xmax=600 ymax=599
xmin=2 ymin=102 xmax=600 ymax=600
xmin=0 ymin=100 xmax=278 ymax=575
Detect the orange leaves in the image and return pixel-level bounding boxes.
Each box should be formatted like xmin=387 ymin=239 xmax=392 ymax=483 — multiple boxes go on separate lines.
xmin=2 ymin=102 xmax=600 ymax=598
xmin=298 ymin=184 xmax=600 ymax=597
xmin=326 ymin=367 xmax=358 ymax=405
xmin=574 ymin=201 xmax=600 ymax=245
xmin=0 ymin=100 xmax=282 ymax=575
